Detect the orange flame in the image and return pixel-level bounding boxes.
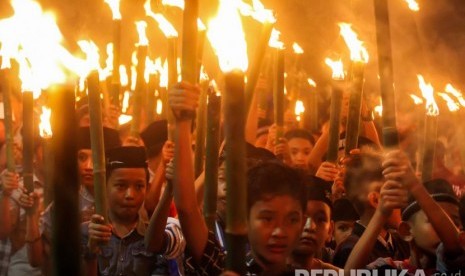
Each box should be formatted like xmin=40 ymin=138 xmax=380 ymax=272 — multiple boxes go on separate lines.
xmin=292 ymin=42 xmax=304 ymax=54
xmin=437 ymin=93 xmax=460 ymax=112
xmin=238 ymin=0 xmax=276 ymax=24
xmin=0 ymin=0 xmax=87 ymax=84
xmin=445 ymin=84 xmax=465 ymax=107
xmin=307 ymin=78 xmax=317 ymax=88
xmin=404 ymin=0 xmax=419 ymax=12
xmin=417 ymin=75 xmax=439 ymax=116
xmin=17 ymin=51 xmax=41 ymax=98
xmin=295 ymin=100 xmax=305 ymax=121
xmin=161 ymin=0 xmax=206 ymax=30
xmin=39 ymin=106 xmax=52 ymax=138
xmin=159 ymin=60 xmax=169 ymax=88
xmin=118 ymin=114 xmax=132 ymax=125
xmin=100 ymin=43 xmax=113 ymax=80
xmin=410 ymin=94 xmax=424 ymax=105
xmin=325 ymin=58 xmax=344 ymax=80
xmin=207 ymin=0 xmax=248 ymax=73
xmin=119 ymin=65 xmax=128 ymax=86
xmin=156 ymin=99 xmax=163 ymax=115
xmin=135 ymin=21 xmax=149 ymax=46
xmin=338 ymin=23 xmax=369 ymax=63
xmin=104 ymin=0 xmax=122 ymax=20
xmin=122 ymin=91 xmax=130 ymax=113
xmin=144 ymin=0 xmax=178 ymax=38
xmin=268 ymin=28 xmax=284 ymax=49
xmin=373 ymin=104 xmax=382 ymax=117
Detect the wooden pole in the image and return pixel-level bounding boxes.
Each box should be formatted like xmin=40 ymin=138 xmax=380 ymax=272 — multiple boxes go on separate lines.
xmin=167 ymin=37 xmax=178 ymax=141
xmin=0 ymin=69 xmax=15 ymax=172
xmin=327 ymin=84 xmax=344 ymax=163
xmin=87 ymin=71 xmax=108 ymax=223
xmin=224 ymin=71 xmax=247 ymax=274
xmin=421 ymin=114 xmax=438 ymax=182
xmin=22 ymin=91 xmax=34 ymax=193
xmin=344 ymin=62 xmax=365 ymax=155
xmin=203 ymin=87 xmax=221 ymax=230
xmin=373 ymin=0 xmax=399 ymax=148
xmin=111 ymin=19 xmax=122 ymax=107
xmin=194 ymin=81 xmax=208 ymax=178
xmin=273 ymin=49 xmax=285 ymax=149
xmin=130 ymin=45 xmax=148 ymax=137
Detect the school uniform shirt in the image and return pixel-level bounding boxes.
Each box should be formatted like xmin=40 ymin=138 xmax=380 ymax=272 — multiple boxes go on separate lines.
xmin=81 ymin=216 xmax=185 ymax=276
xmin=0 ymin=239 xmax=11 ymax=276
xmin=332 ymin=221 xmax=410 ymax=268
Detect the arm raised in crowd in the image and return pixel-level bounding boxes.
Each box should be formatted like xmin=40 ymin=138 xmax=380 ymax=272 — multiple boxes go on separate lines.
xmin=383 ymin=150 xmax=463 ymax=255
xmin=169 ymin=81 xmax=209 ymax=263
xmin=19 ymin=190 xmax=43 ymax=267
xmin=0 ymin=170 xmax=19 ymax=238
xmin=344 ymin=180 xmax=408 ymax=271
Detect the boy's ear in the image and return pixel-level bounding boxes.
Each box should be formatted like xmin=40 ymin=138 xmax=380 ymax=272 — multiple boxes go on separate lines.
xmin=398 ymin=221 xmax=413 ymax=242
xmin=367 ymin=191 xmax=379 ymax=209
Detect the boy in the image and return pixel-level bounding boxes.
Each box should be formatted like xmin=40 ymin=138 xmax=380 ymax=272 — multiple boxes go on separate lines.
xmin=332 ymin=150 xmax=410 ymax=267
xmin=167 ymin=81 xmax=307 ymax=275
xmin=284 ymin=129 xmax=315 ymax=170
xmin=82 ymin=146 xmax=185 ymax=275
xmin=290 ymin=181 xmax=339 ymax=270
xmin=331 ymin=198 xmax=359 ymax=248
xmin=344 ymin=150 xmax=465 ymax=273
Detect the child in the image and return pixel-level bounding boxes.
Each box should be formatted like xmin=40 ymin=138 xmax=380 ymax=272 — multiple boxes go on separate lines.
xmin=331 ymin=198 xmax=359 ymax=248
xmin=284 ymin=129 xmax=315 ymax=170
xmin=290 ymin=181 xmax=339 ymax=270
xmin=167 ymin=81 xmax=307 ymax=275
xmin=344 ymin=150 xmax=465 ymax=273
xmin=332 ymin=150 xmax=410 ymax=267
xmin=82 ymin=146 xmax=185 ymax=275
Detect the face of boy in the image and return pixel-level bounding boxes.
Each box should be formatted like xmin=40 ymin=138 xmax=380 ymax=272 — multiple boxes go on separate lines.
xmin=78 ymin=149 xmax=93 ymax=189
xmin=333 ymin=221 xmax=355 ymax=247
xmin=293 ymin=201 xmax=332 ymax=256
xmin=107 ymin=168 xmax=147 ymax=221
xmin=248 ymin=195 xmax=303 ymax=268
xmin=288 ymin=138 xmax=313 ymax=169
xmin=217 ymin=163 xmax=227 ymax=222
xmin=410 ymin=202 xmax=461 ymax=254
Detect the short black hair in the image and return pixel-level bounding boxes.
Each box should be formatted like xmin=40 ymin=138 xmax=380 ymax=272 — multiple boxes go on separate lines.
xmin=343 ymin=150 xmax=384 ymax=215
xmin=284 ymin=128 xmax=315 ymax=146
xmin=247 ymin=161 xmax=307 ymax=214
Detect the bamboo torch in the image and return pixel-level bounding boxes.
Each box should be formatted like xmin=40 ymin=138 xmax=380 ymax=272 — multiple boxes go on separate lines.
xmin=18 ymin=56 xmax=36 ymax=193
xmin=417 ymin=75 xmax=439 ymax=183
xmin=87 ymin=71 xmax=109 ymax=223
xmin=304 ymin=78 xmax=318 ymax=133
xmin=130 ymin=21 xmax=149 ymax=137
xmin=444 ymin=84 xmax=465 ymax=172
xmin=269 ymin=29 xmax=285 ymax=150
xmin=207 ymin=0 xmax=248 ymax=272
xmin=0 ymin=59 xmax=15 ymax=173
xmin=338 ymin=23 xmax=369 ymax=155
xmin=194 ymin=73 xmax=209 ymax=178
xmin=203 ymin=82 xmax=221 ymax=230
xmin=39 ymin=106 xmax=54 ymax=206
xmin=104 ymin=0 xmax=122 ymax=107
xmin=325 ymin=58 xmax=345 ymax=163
xmin=373 ymin=0 xmax=398 ymax=148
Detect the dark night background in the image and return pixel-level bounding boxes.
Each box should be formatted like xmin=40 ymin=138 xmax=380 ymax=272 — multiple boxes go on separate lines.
xmin=1 ymin=0 xmax=465 ymax=110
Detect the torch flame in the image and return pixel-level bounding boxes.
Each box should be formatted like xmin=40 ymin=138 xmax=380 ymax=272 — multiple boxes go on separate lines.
xmin=39 ymin=106 xmax=52 ymax=138
xmin=404 ymin=0 xmax=420 ymax=12
xmin=410 ymin=94 xmax=424 ymax=105
xmin=144 ymin=0 xmax=178 ymax=38
xmin=238 ymin=0 xmax=276 ymax=24
xmin=445 ymin=84 xmax=465 ymax=107
xmin=437 ymin=93 xmax=460 ymax=113
xmin=159 ymin=60 xmax=168 ymax=88
xmin=118 ymin=114 xmax=132 ymax=125
xmin=122 ymin=91 xmax=130 ymax=113
xmin=207 ymin=0 xmax=248 ymax=73
xmin=374 ymin=104 xmax=383 ymax=117
xmin=17 ymin=51 xmax=41 ymax=98
xmin=135 ymin=21 xmax=149 ymax=46
xmin=268 ymin=28 xmax=285 ymax=49
xmin=119 ymin=65 xmax=128 ymax=86
xmin=156 ymin=99 xmax=163 ymax=115
xmin=338 ymin=23 xmax=369 ymax=63
xmin=104 ymin=0 xmax=122 ymax=20
xmin=292 ymin=42 xmax=304 ymax=54
xmin=417 ymin=75 xmax=439 ymax=116
xmin=295 ymin=100 xmax=305 ymax=121
xmin=162 ymin=0 xmax=185 ymax=9
xmin=325 ymin=58 xmax=345 ymax=80
xmin=0 ymin=0 xmax=87 ymax=85
xmin=308 ymin=78 xmax=317 ymax=88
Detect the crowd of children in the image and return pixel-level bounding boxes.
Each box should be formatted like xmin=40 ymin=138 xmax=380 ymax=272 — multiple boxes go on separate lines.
xmin=1 ymin=79 xmax=465 ymax=276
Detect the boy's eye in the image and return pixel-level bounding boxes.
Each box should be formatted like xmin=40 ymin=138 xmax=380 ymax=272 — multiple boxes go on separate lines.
xmin=338 ymin=225 xmax=349 ymax=232
xmin=259 ymin=216 xmax=273 ymax=223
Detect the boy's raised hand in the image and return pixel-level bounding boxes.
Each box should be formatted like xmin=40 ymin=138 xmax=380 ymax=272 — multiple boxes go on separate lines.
xmin=87 ymin=214 xmax=112 ymax=254
xmin=162 ymin=141 xmax=175 ymax=165
xmin=378 ymin=180 xmax=409 ymax=217
xmin=382 ymin=150 xmax=419 ymax=190
xmin=316 ymin=161 xmax=339 ymax=182
xmin=18 ymin=189 xmax=40 ymax=215
xmin=168 ymin=81 xmax=201 ymax=120
xmin=1 ymin=169 xmax=19 ymax=196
